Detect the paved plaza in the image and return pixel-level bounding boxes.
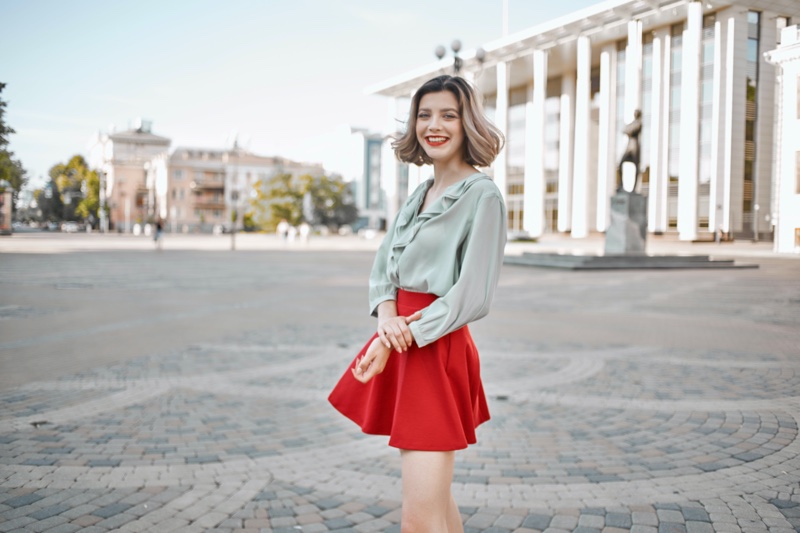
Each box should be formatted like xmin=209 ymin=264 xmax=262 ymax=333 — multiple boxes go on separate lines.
xmin=1 ymin=232 xmax=799 ymax=532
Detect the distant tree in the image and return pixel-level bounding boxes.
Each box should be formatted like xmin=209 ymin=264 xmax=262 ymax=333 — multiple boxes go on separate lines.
xmin=250 ymin=173 xmax=303 ymax=230
xmin=48 ymin=155 xmax=100 ymax=223
xmin=306 ymin=174 xmax=358 ymax=228
xmin=0 ymin=83 xmax=27 ymax=210
xmin=33 ymin=180 xmax=64 ymax=222
xmin=249 ymin=173 xmax=357 ymax=232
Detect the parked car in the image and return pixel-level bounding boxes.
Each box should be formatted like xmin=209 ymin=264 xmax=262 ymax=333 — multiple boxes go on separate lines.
xmin=61 ymin=221 xmax=80 ymax=233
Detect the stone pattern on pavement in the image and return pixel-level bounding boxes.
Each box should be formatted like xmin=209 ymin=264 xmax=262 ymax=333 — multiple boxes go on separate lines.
xmin=1 ymin=236 xmax=799 ymax=532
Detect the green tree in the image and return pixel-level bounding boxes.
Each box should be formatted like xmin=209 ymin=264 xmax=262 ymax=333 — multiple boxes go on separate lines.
xmin=249 ymin=173 xmax=358 ymax=232
xmin=33 ymin=180 xmax=63 ymax=223
xmin=0 ymin=83 xmax=27 ymax=209
xmin=305 ymin=174 xmax=358 ymax=228
xmin=48 ymin=155 xmax=100 ymax=223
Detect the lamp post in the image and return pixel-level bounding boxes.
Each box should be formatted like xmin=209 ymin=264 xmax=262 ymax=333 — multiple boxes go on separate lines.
xmin=434 ymin=40 xmax=486 ymax=77
xmin=230 ymin=189 xmax=239 ymax=251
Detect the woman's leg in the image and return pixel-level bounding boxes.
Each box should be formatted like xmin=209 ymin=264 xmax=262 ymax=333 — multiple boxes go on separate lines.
xmin=447 ymin=493 xmax=464 ymax=533
xmin=400 ymin=450 xmax=462 ymax=533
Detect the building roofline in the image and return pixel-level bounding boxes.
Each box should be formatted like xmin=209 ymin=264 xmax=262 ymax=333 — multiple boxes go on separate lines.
xmin=366 ymin=0 xmax=698 ymax=97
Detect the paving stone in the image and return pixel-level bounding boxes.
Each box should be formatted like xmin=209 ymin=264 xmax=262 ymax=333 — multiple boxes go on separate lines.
xmin=685 ymin=521 xmax=715 ymax=533
xmin=578 ymin=514 xmax=605 ymax=528
xmin=3 ymin=492 xmax=44 ymax=508
xmin=29 ymin=504 xmax=71 ymax=520
xmin=522 ymin=513 xmax=552 ymax=530
xmin=92 ymin=502 xmax=133 ymax=518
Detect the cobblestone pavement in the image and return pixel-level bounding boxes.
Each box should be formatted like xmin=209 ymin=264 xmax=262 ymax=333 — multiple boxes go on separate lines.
xmin=1 ymin=234 xmax=799 ymax=532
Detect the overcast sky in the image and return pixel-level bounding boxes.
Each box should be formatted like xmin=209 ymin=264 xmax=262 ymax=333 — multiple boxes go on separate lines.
xmin=2 ymin=0 xmax=598 ymax=188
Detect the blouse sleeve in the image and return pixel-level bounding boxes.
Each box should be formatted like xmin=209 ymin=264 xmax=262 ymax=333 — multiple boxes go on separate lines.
xmin=368 ymin=212 xmax=400 ymax=317
xmin=408 ymin=193 xmax=507 ymax=347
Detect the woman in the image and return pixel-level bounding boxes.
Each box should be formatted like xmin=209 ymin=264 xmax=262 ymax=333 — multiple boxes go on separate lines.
xmin=329 ymin=74 xmax=506 ymax=532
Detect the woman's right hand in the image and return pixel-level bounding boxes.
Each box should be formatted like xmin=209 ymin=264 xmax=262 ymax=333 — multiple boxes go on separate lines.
xmin=378 ymin=311 xmax=422 ymax=352
xmin=352 ymin=337 xmax=392 ymax=383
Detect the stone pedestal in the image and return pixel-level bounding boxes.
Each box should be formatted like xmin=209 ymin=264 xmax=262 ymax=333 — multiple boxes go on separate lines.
xmin=605 ymin=191 xmax=647 ymax=255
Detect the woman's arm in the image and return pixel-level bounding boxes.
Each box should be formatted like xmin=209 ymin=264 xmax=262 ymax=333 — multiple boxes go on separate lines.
xmin=408 ymin=194 xmax=507 ymax=347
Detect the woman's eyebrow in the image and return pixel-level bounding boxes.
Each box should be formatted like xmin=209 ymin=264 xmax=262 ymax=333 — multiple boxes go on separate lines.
xmin=418 ymin=107 xmax=459 ymax=113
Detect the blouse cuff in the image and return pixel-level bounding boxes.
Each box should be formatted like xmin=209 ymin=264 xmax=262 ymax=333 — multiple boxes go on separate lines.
xmin=408 ymin=320 xmax=434 ymax=348
xmin=369 ymin=290 xmax=397 ymax=317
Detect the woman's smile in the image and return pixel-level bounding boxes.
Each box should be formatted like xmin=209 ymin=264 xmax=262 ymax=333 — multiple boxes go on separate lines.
xmin=425 ymin=136 xmax=449 ymax=147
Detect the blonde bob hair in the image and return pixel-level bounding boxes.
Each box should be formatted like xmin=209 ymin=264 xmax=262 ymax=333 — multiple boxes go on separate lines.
xmin=393 ymin=75 xmax=504 ymax=168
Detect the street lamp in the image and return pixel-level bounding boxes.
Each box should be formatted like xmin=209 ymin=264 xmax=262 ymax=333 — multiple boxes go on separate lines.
xmin=435 ymin=40 xmax=485 ymax=76
xmin=230 ymin=189 xmax=239 ymax=251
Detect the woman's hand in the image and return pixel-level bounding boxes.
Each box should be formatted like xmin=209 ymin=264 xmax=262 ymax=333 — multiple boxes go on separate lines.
xmin=352 ymin=337 xmax=393 ymax=383
xmin=377 ymin=311 xmax=423 ymax=353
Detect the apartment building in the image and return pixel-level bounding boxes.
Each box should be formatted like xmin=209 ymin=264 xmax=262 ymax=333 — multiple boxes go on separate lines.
xmin=89 ymin=122 xmax=325 ymax=232
xmin=166 ymin=146 xmax=324 ymax=233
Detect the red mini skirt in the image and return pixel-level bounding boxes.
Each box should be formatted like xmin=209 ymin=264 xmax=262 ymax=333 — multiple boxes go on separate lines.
xmin=328 ymin=289 xmax=490 ymax=451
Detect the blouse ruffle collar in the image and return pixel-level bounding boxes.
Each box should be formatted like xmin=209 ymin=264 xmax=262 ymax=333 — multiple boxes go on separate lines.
xmin=390 ymin=172 xmax=490 ymax=255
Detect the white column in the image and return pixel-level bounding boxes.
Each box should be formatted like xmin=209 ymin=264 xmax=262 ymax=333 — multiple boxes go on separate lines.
xmin=596 ymin=45 xmax=615 ymax=232
xmin=571 ymin=35 xmax=591 ymax=238
xmin=721 ymin=16 xmax=735 ymax=235
xmin=708 ymin=20 xmax=724 ymax=234
xmin=659 ymin=33 xmax=672 ymax=233
xmin=625 ymin=20 xmax=643 ymax=122
xmin=524 ymin=50 xmax=547 ymax=237
xmin=648 ymin=34 xmax=665 ymax=232
xmin=558 ymin=74 xmax=575 ymax=232
xmin=494 ymin=61 xmax=509 ymax=204
xmin=678 ymin=1 xmax=702 ymax=241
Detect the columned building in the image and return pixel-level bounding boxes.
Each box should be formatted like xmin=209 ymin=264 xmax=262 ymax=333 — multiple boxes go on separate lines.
xmin=369 ymin=0 xmax=799 ymax=242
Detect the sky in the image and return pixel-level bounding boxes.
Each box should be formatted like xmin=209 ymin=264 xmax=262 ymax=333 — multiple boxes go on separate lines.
xmin=1 ymin=0 xmax=599 ymax=189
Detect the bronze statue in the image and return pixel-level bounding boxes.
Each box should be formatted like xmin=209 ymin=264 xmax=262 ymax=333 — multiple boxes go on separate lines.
xmin=617 ymin=109 xmax=642 ymax=193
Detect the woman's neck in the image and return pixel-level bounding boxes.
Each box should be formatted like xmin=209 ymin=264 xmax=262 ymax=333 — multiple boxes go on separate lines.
xmin=431 ymin=160 xmax=477 ymax=190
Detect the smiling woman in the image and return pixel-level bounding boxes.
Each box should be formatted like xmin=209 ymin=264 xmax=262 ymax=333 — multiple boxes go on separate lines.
xmin=393 ymin=75 xmax=503 ymax=168
xmin=329 ymin=74 xmax=506 ymax=532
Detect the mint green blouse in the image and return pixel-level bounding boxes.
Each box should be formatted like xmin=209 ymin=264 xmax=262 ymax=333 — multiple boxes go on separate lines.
xmin=368 ymin=172 xmax=507 ymax=348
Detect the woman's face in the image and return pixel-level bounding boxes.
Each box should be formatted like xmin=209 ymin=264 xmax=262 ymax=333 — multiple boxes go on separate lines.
xmin=415 ymin=90 xmax=464 ymax=165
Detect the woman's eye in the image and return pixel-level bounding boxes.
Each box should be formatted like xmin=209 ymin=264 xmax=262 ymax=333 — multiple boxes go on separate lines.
xmin=417 ymin=113 xmax=430 ymax=119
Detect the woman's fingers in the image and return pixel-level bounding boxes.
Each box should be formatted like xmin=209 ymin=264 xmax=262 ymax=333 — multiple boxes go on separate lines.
xmin=405 ymin=311 xmax=423 ymax=324
xmin=387 ymin=323 xmax=408 ymax=351
xmin=378 ymin=312 xmax=421 ymax=353
xmin=351 ymin=341 xmax=389 ymax=383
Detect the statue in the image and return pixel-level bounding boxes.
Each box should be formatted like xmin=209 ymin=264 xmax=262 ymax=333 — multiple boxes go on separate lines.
xmin=617 ymin=109 xmax=642 ymax=193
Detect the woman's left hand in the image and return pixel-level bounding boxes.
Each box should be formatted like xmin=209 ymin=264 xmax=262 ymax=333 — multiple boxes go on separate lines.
xmin=351 ymin=337 xmax=393 ymax=384
xmin=377 ymin=311 xmax=422 ymax=353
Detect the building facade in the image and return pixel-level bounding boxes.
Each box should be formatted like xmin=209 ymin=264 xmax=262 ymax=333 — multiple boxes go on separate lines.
xmin=89 ymin=124 xmax=324 ymax=233
xmin=370 ymin=0 xmax=800 ymax=243
xmin=166 ymin=146 xmax=324 ymax=233
xmin=88 ymin=120 xmax=171 ymax=232
xmin=766 ymin=24 xmax=800 ymax=253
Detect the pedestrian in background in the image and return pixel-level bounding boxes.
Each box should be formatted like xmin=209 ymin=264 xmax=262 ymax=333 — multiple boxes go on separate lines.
xmin=154 ymin=219 xmax=163 ymax=251
xmin=329 ymin=74 xmax=506 ymax=532
xmin=277 ymin=219 xmax=289 ymax=242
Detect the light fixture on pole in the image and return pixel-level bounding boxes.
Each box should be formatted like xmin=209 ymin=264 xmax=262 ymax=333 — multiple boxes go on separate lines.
xmin=435 ymin=40 xmax=486 ymax=76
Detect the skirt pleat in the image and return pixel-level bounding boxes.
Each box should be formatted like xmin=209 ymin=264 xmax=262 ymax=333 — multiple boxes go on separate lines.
xmin=328 ymin=290 xmax=490 ymax=451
